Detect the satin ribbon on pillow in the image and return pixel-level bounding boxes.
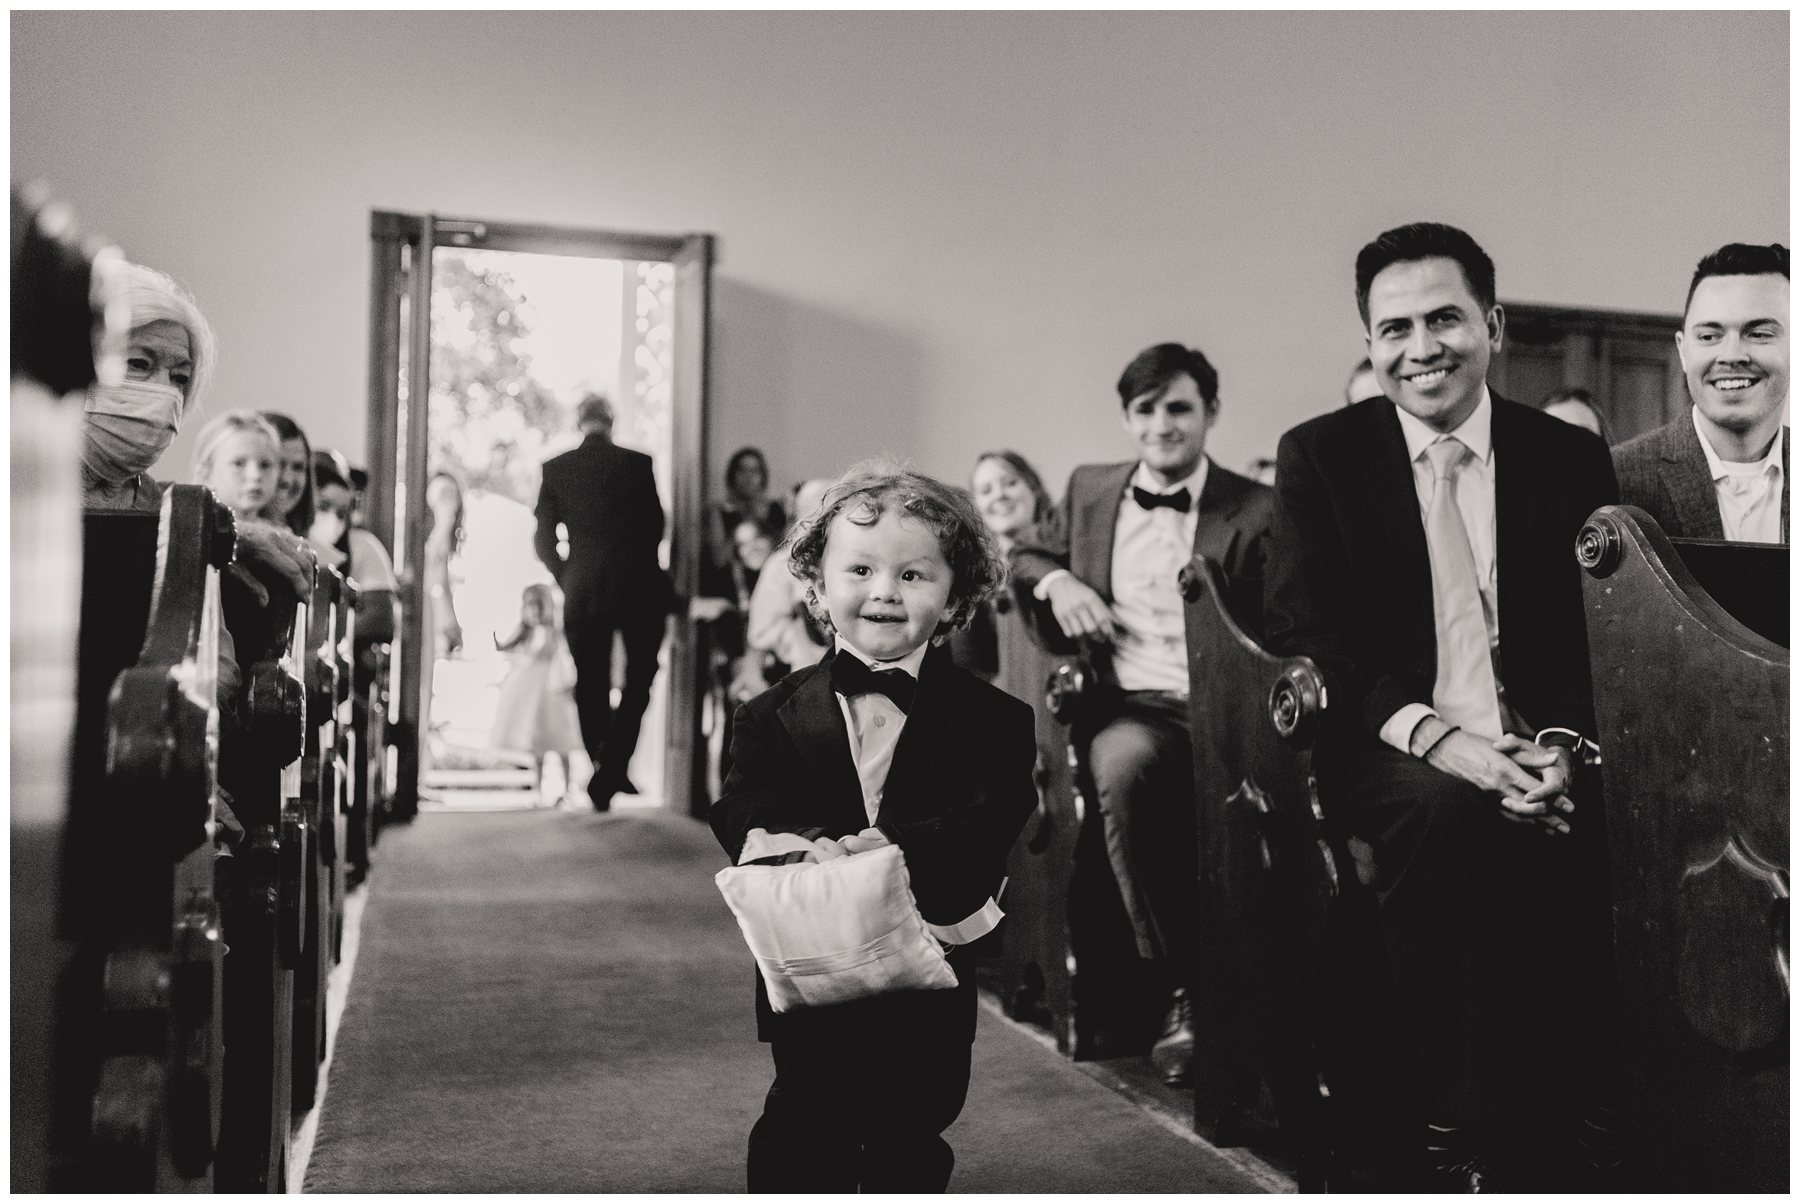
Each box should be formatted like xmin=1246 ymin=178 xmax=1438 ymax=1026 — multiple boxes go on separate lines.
xmin=734 ymin=827 xmax=1004 ymax=945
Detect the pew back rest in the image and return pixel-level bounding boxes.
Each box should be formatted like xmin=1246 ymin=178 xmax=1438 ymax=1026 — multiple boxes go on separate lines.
xmin=1576 ymin=504 xmax=1788 ymax=1190
xmin=74 ymin=484 xmax=234 ymax=1187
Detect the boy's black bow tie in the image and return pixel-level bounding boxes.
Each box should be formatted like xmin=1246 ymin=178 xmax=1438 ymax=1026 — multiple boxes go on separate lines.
xmin=830 ymin=653 xmax=917 ymax=714
xmin=1133 ymin=485 xmax=1192 ymax=513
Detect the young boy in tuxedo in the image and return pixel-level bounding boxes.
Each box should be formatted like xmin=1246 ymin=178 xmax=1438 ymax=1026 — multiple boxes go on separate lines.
xmin=710 ymin=462 xmax=1037 ymax=1194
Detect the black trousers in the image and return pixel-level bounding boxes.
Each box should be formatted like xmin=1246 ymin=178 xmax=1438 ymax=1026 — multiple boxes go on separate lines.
xmin=1322 ymin=742 xmax=1615 ymax=1133
xmin=746 ymin=1023 xmax=973 ymax=1193
xmin=563 ymin=610 xmax=664 ymax=789
xmin=1083 ymin=690 xmax=1197 ymax=969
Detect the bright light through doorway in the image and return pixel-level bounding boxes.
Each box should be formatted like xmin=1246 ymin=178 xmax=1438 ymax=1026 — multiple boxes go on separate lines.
xmin=420 ymin=248 xmax=670 ymax=813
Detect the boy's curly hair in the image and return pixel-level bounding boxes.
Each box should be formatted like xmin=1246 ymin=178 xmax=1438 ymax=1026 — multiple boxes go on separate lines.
xmin=786 ymin=458 xmax=1008 ymax=642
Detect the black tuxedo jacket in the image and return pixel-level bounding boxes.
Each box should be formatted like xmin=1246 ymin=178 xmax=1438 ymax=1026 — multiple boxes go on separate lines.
xmin=533 ymin=434 xmax=672 ymax=621
xmin=1007 ymin=458 xmax=1277 ymax=669
xmin=1264 ymin=393 xmax=1619 ymax=749
xmin=710 ymin=644 xmax=1036 ymax=1042
xmin=1613 ymin=414 xmax=1790 ymax=543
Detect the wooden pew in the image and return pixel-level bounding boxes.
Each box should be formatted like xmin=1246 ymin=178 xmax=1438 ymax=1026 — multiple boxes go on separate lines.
xmin=1178 ymin=553 xmax=1409 ymax=1188
xmin=1576 ymin=505 xmax=1788 ymax=1192
xmin=991 ymin=599 xmax=1161 ymax=1059
xmin=292 ymin=565 xmax=353 ymax=1114
xmin=213 ymin=546 xmax=312 ymax=1192
xmin=347 ymin=586 xmax=397 ymax=882
xmin=62 ymin=487 xmax=234 ymax=1189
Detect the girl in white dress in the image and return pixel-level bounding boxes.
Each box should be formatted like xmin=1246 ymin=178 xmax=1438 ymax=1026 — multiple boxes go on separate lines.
xmin=490 ymin=583 xmax=583 ymax=805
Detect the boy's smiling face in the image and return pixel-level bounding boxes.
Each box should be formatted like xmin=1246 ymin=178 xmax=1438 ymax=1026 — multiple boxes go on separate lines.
xmin=818 ymin=505 xmax=955 ymax=662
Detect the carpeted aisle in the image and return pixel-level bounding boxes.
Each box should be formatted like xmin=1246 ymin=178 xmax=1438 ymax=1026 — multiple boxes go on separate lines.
xmin=303 ymin=809 xmax=1264 ymax=1193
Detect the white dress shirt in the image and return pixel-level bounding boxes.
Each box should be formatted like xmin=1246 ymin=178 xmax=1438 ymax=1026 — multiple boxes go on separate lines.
xmin=1029 ymin=459 xmax=1207 ymax=695
xmin=1693 ymin=406 xmax=1786 ymax=544
xmin=1109 ymin=459 xmax=1207 ymax=695
xmin=1381 ymin=389 xmax=1504 ymax=752
xmin=832 ymin=636 xmax=927 ymax=824
xmin=828 ymin=636 xmax=1004 ymax=945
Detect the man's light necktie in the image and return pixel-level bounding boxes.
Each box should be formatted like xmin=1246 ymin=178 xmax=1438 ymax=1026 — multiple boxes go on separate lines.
xmin=1424 ymin=438 xmax=1504 ymax=739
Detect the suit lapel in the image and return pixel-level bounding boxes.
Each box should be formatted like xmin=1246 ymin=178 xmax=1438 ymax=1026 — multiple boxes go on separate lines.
xmin=1192 ymin=460 xmax=1248 ymax=563
xmin=1369 ymin=401 xmax=1435 ymax=623
xmin=1490 ymin=397 xmax=1540 ymax=661
xmin=1781 ymin=428 xmax=1789 ymax=544
xmin=775 ymin=651 xmax=870 ymax=832
xmin=1073 ymin=463 xmax=1137 ymax=602
xmin=1662 ymin=416 xmax=1727 ymax=540
xmin=875 ymin=646 xmax=956 ymax=826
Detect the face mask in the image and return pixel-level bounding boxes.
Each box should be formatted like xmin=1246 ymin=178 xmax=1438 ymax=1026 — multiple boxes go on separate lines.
xmin=310 ymin=511 xmax=348 ymax=548
xmin=81 ymin=380 xmax=183 ymax=484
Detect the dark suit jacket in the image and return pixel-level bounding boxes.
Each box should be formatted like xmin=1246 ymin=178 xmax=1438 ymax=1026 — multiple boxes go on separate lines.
xmin=1007 ymin=458 xmax=1277 ymax=674
xmin=710 ymin=644 xmax=1037 ymax=1042
xmin=533 ymin=434 xmax=671 ymax=621
xmin=1263 ymin=394 xmax=1619 ymax=750
xmin=1613 ymin=414 xmax=1789 ymax=543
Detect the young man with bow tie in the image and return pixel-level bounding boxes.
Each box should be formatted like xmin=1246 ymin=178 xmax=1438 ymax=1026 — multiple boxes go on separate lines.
xmin=1008 ymin=343 xmax=1275 ymax=1087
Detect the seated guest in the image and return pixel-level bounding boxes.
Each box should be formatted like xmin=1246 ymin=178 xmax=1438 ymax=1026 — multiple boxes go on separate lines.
xmin=1615 ymin=242 xmax=1788 ymax=543
xmin=1539 ymin=386 xmax=1615 ymax=445
xmin=709 ymin=445 xmax=787 ymax=570
xmin=259 ymin=411 xmax=317 ymax=537
xmin=309 ymin=449 xmax=398 ymax=598
xmin=1010 ymin=343 xmax=1274 ymax=1086
xmin=746 ymin=478 xmax=835 ymax=678
xmin=82 ymin=263 xmax=214 ymax=513
xmin=1345 ymin=356 xmax=1381 ymax=406
xmin=953 ymin=450 xmax=1053 ymax=680
xmin=1264 ymin=222 xmax=1619 ymax=1188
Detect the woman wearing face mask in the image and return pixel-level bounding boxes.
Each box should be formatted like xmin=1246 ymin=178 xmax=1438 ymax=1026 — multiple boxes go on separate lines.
xmin=259 ymin=411 xmax=316 ymax=537
xmin=82 ymin=263 xmax=213 ymax=511
xmin=83 ymin=263 xmax=314 ymax=606
xmin=307 ymin=449 xmax=397 ymax=597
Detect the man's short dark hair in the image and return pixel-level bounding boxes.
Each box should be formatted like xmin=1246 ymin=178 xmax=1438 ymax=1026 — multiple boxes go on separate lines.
xmin=1116 ymin=343 xmax=1220 ymax=413
xmin=1355 ymin=222 xmax=1497 ymax=326
xmin=1685 ymin=242 xmax=1790 ymax=315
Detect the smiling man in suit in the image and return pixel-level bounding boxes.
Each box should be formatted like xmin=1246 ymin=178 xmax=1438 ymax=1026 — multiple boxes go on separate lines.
xmin=1009 ymin=342 xmax=1274 ymax=1088
xmin=1615 ymin=242 xmax=1789 ymax=544
xmin=1264 ymin=223 xmax=1620 ymax=1188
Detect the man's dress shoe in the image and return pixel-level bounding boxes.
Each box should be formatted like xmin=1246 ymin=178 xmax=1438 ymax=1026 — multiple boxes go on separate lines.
xmin=1150 ymin=987 xmax=1195 ymax=1088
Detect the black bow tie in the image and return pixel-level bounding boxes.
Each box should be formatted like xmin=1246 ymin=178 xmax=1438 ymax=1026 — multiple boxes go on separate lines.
xmin=1132 ymin=485 xmax=1192 ymax=513
xmin=830 ymin=652 xmax=917 ymax=714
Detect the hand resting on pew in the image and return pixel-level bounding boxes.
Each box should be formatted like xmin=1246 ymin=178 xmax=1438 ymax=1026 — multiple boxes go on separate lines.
xmin=1040 ymin=573 xmax=1120 ymax=642
xmin=230 ymin=516 xmax=317 ymax=605
xmin=1409 ymin=717 xmax=1574 ymax=835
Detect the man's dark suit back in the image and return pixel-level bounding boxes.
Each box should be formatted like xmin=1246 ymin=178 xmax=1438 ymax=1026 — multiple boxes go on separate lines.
xmin=534 ymin=434 xmax=670 ymax=619
xmin=1264 ymin=393 xmax=1619 ymax=744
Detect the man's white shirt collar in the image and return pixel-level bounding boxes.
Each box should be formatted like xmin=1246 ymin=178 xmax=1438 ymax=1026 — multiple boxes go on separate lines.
xmin=1692 ymin=405 xmax=1785 ymax=482
xmin=833 ymin=634 xmax=928 ymax=680
xmin=1395 ymin=385 xmax=1494 ymax=464
xmin=1129 ymin=456 xmax=1210 ymax=503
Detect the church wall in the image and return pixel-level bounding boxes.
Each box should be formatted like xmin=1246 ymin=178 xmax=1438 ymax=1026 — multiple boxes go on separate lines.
xmin=13 ymin=11 xmax=1787 ymax=497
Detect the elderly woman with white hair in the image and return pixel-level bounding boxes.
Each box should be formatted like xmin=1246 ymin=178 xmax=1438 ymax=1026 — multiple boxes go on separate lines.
xmin=83 ymin=262 xmax=312 ymax=603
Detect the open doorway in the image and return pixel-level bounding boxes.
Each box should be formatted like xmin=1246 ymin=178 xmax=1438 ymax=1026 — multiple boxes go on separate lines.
xmin=365 ymin=214 xmax=711 ymax=820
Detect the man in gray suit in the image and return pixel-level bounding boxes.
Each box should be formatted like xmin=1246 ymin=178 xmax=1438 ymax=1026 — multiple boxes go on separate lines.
xmin=1615 ymin=243 xmax=1789 ymax=543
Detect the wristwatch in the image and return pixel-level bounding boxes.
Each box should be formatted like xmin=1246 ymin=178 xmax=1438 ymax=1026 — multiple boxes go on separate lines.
xmin=1535 ymin=726 xmax=1601 ymax=766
